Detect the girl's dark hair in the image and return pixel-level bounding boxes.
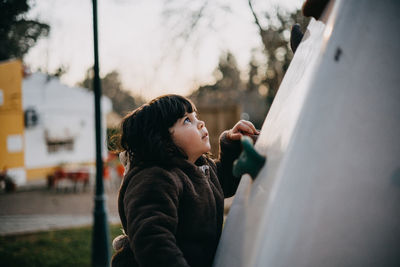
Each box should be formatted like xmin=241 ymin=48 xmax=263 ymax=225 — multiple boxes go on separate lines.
xmin=120 ymin=94 xmax=196 ymax=167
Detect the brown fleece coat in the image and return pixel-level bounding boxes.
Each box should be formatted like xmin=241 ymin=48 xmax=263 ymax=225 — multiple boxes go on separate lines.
xmin=112 ymin=132 xmax=242 ymax=267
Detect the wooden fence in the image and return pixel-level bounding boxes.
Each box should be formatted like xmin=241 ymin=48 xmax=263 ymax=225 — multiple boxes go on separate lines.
xmin=196 ymin=104 xmax=241 ymax=157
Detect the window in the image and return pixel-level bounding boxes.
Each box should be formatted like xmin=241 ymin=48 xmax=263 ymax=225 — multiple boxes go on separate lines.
xmin=46 ymin=138 xmax=74 ymax=153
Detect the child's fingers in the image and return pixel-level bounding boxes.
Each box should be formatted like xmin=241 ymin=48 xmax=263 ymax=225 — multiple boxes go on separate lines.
xmin=228 ymin=120 xmax=259 ymax=141
xmin=229 ymin=132 xmax=243 ymax=140
xmin=236 ymin=121 xmax=257 ymax=135
xmin=242 ymin=121 xmax=258 ymax=134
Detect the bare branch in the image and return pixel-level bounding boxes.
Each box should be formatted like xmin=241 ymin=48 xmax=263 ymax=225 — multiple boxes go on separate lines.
xmin=188 ymin=1 xmax=208 ymax=34
xmin=247 ymin=0 xmax=265 ymax=34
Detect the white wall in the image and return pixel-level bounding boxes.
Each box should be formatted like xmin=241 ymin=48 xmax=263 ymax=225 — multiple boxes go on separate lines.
xmin=22 ymin=73 xmax=111 ymax=169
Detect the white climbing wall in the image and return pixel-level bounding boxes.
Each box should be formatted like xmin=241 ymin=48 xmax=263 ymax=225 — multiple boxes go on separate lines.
xmin=214 ymin=0 xmax=400 ymax=266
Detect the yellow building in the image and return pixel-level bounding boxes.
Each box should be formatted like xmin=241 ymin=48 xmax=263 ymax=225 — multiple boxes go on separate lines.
xmin=0 ymin=59 xmax=25 ymax=184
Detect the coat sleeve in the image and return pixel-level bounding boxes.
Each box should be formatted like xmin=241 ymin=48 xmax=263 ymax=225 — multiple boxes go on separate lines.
xmin=214 ymin=131 xmax=243 ymax=198
xmin=124 ymin=168 xmax=190 ymax=267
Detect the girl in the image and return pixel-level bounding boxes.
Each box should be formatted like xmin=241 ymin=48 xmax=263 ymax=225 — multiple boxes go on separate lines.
xmin=112 ymin=94 xmax=258 ymax=267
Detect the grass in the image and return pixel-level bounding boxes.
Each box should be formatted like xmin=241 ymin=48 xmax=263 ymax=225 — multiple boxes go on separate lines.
xmin=0 ymin=224 xmax=123 ymax=267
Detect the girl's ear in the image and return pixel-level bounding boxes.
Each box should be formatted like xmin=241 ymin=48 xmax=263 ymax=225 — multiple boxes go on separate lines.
xmin=169 ymin=126 xmax=175 ymax=135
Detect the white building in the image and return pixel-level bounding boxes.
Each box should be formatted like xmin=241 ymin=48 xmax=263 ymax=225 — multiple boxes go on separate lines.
xmin=0 ymin=65 xmax=112 ymax=185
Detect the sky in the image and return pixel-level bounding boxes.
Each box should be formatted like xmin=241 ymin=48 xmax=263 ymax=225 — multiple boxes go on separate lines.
xmin=24 ymin=0 xmax=303 ymax=100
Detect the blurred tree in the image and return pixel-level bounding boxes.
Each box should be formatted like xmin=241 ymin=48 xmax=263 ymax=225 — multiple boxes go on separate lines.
xmin=78 ymin=69 xmax=145 ymax=117
xmin=0 ymin=0 xmax=50 ymax=61
xmin=162 ymin=1 xmax=309 ymax=112
xmin=247 ymin=4 xmax=310 ymax=109
xmin=247 ymin=56 xmax=259 ymax=93
xmin=190 ymin=51 xmax=243 ymax=106
xmin=242 ymin=48 xmax=269 ymax=127
xmin=190 ymin=51 xmax=267 ymax=128
xmin=214 ymin=51 xmax=242 ymax=92
xmin=246 ymin=48 xmax=266 ymax=93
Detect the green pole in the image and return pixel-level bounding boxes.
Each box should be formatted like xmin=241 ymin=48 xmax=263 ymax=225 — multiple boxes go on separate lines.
xmin=91 ymin=0 xmax=110 ymax=266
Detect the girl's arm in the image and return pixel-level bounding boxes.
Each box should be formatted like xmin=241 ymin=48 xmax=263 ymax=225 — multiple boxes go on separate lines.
xmin=216 ymin=120 xmax=259 ymax=197
xmin=123 ymin=168 xmax=190 ymax=267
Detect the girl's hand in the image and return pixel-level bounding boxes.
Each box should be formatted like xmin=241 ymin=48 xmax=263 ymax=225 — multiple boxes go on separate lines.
xmin=227 ymin=120 xmax=260 ymax=141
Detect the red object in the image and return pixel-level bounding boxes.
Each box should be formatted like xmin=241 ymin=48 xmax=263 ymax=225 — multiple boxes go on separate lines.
xmin=103 ymin=166 xmax=110 ymax=180
xmin=47 ymin=167 xmax=90 ymax=189
xmin=117 ymin=164 xmax=125 ymax=177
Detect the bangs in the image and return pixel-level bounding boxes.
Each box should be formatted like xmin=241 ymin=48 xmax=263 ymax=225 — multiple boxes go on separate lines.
xmin=151 ymin=94 xmax=197 ymax=128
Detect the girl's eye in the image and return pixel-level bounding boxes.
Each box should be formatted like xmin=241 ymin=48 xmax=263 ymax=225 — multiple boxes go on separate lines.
xmin=184 ymin=117 xmax=191 ymax=124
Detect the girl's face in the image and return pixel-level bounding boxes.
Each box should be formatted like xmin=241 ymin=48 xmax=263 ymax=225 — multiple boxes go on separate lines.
xmin=169 ymin=112 xmax=211 ymax=163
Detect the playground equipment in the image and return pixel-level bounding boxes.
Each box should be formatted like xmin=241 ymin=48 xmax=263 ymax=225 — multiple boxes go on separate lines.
xmin=214 ymin=0 xmax=400 ymax=266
